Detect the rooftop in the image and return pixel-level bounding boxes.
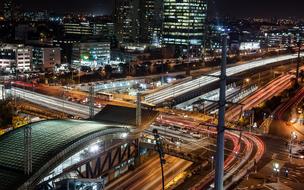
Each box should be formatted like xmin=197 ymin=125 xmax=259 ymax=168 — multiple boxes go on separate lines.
xmin=93 ymin=105 xmax=159 ymax=129
xmin=0 ymin=119 xmax=130 ymax=190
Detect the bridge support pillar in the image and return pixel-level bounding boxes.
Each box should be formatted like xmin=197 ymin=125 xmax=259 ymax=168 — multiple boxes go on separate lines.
xmin=134 ymin=138 xmax=141 ymax=166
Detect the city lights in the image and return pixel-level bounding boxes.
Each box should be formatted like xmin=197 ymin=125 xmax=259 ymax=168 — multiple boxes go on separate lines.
xmin=1 ymin=0 xmax=304 ymax=190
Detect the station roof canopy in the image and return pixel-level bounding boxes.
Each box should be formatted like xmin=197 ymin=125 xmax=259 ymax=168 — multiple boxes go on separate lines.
xmin=0 ymin=119 xmax=130 ymax=190
xmin=93 ymin=105 xmax=159 ymax=129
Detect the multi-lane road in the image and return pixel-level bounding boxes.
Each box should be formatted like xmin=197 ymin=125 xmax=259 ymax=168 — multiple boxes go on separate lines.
xmin=153 ymin=113 xmax=265 ymax=189
xmin=145 ymin=54 xmax=303 ymax=105
xmin=11 ymin=87 xmax=101 ymax=118
xmin=105 ymin=155 xmax=192 ymax=190
xmin=275 ymin=87 xmax=304 ymax=121
xmin=226 ymin=74 xmax=294 ymax=121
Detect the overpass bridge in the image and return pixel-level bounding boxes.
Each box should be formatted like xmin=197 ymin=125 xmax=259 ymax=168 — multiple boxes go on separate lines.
xmin=144 ymin=53 xmax=304 ymax=106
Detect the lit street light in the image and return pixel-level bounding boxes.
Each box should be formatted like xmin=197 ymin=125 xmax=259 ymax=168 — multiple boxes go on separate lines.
xmin=273 ymin=162 xmax=280 ymax=182
xmin=289 ymin=131 xmax=297 ymax=161
xmin=211 ymin=156 xmax=214 ymax=171
xmin=284 ymin=168 xmax=289 ymax=177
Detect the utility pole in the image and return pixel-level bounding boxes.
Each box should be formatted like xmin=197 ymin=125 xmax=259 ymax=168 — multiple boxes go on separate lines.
xmin=89 ymin=86 xmax=95 ymax=119
xmin=136 ymin=93 xmax=142 ymax=127
xmin=214 ymin=33 xmax=228 ymax=190
xmin=296 ymin=39 xmax=301 ymax=85
xmin=1 ymin=85 xmax=4 ymax=100
xmin=24 ymin=126 xmax=32 ymax=175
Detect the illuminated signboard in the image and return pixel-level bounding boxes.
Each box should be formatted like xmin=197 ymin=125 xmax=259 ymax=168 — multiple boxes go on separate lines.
xmin=240 ymin=42 xmax=260 ymax=50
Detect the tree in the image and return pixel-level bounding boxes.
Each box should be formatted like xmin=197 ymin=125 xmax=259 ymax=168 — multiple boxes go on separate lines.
xmin=104 ymin=65 xmax=113 ymax=79
xmin=0 ymin=99 xmax=14 ymax=128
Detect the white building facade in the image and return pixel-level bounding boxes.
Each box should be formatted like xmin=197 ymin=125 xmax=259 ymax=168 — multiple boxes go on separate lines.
xmin=0 ymin=44 xmax=32 ymax=72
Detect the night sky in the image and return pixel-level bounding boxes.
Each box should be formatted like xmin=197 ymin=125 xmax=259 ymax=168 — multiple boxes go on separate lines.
xmin=3 ymin=0 xmax=304 ymax=18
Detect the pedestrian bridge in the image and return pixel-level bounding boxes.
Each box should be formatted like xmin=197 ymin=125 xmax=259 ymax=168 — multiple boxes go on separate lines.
xmin=0 ymin=120 xmax=135 ymax=190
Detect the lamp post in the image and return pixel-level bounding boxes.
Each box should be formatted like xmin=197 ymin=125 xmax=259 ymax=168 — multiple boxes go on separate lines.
xmin=290 ymin=131 xmax=297 ymax=161
xmin=153 ymin=129 xmax=165 ymax=190
xmin=296 ymin=39 xmax=301 ymax=85
xmin=211 ymin=156 xmax=214 ymax=171
xmin=273 ymin=162 xmax=280 ymax=182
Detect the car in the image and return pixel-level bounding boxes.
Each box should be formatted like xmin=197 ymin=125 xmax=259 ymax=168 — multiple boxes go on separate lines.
xmin=67 ymin=114 xmax=74 ymax=119
xmin=290 ymin=118 xmax=297 ymax=123
xmin=172 ymin=126 xmax=181 ymax=131
xmin=180 ymin=128 xmax=188 ymax=133
xmin=292 ymin=153 xmax=304 ymax=159
xmin=95 ymin=103 xmax=103 ymax=108
xmin=191 ymin=132 xmax=202 ymax=139
xmin=298 ymin=108 xmax=302 ymax=114
xmin=81 ymin=98 xmax=88 ymax=104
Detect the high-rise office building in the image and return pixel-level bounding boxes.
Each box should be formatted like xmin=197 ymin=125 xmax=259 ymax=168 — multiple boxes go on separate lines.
xmin=63 ymin=22 xmax=93 ymax=36
xmin=139 ymin=0 xmax=163 ymax=45
xmin=3 ymin=0 xmax=13 ymax=21
xmin=63 ymin=21 xmax=115 ymax=40
xmin=114 ymin=0 xmax=140 ymax=43
xmin=162 ymin=0 xmax=207 ymax=54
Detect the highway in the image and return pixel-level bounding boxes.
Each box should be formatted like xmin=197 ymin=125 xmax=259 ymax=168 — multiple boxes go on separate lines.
xmin=145 ymin=126 xmax=211 ymax=153
xmin=105 ymin=155 xmax=192 ymax=190
xmin=153 ymin=113 xmax=265 ymax=189
xmin=275 ymin=87 xmax=304 ymax=121
xmin=269 ymin=87 xmax=304 ymax=139
xmin=225 ymin=74 xmax=294 ymax=121
xmin=144 ymin=54 xmax=303 ymax=105
xmin=11 ymin=87 xmax=101 ymax=118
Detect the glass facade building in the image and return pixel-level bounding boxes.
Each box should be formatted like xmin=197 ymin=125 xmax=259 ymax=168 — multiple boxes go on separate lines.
xmin=162 ymin=0 xmax=207 ymax=52
xmin=3 ymin=0 xmax=13 ymax=21
xmin=72 ymin=42 xmax=111 ymax=68
xmin=139 ymin=0 xmax=163 ymax=45
xmin=114 ymin=0 xmax=140 ymax=43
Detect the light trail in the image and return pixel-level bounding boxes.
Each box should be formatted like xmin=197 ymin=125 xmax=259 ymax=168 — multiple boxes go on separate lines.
xmin=145 ymin=54 xmax=303 ymax=105
xmin=11 ymin=87 xmax=101 ymax=118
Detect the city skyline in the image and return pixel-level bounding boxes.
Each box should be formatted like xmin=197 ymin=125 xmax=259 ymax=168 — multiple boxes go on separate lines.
xmin=1 ymin=0 xmax=304 ymax=18
xmin=1 ymin=0 xmax=304 ymax=189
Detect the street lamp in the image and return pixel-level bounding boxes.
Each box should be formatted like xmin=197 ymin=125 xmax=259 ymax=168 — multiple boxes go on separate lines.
xmin=273 ymin=162 xmax=280 ymax=182
xmin=153 ymin=129 xmax=165 ymax=190
xmin=291 ymin=132 xmax=297 ymax=141
xmin=284 ymin=168 xmax=289 ymax=177
xmin=211 ymin=156 xmax=214 ymax=171
xmin=289 ymin=132 xmax=297 ymax=160
xmin=296 ymin=39 xmax=302 ymax=85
